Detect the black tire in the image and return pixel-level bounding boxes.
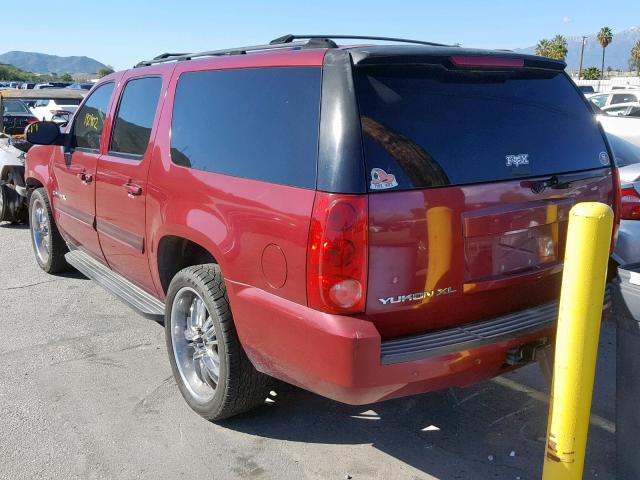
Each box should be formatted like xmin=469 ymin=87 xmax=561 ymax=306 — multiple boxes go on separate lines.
xmin=28 ymin=188 xmax=69 ymax=273
xmin=165 ymin=264 xmax=273 ymax=421
xmin=0 ymin=184 xmax=18 ymax=223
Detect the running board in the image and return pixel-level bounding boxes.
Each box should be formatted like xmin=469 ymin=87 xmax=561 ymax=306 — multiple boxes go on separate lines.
xmin=65 ymin=250 xmax=165 ymax=322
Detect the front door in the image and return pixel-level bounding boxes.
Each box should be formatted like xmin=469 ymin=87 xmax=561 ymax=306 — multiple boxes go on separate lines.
xmin=95 ymin=75 xmax=164 ymax=293
xmin=51 ymin=81 xmax=116 ymax=261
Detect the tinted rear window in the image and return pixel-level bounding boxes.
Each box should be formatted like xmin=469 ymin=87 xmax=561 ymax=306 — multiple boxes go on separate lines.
xmin=170 ymin=67 xmax=321 ymax=189
xmin=354 ymin=66 xmax=610 ymax=191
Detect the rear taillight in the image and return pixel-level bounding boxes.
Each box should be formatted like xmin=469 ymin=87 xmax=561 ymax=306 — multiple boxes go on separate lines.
xmin=307 ymin=193 xmax=368 ymax=314
xmin=27 ymin=117 xmax=39 ymax=124
xmin=621 ymin=187 xmax=640 ymax=220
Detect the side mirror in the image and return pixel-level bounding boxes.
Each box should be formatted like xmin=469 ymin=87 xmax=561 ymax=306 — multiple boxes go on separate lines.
xmin=25 ymin=121 xmax=65 ymax=145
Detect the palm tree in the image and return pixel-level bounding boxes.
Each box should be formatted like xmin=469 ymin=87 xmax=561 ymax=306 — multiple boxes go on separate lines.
xmin=632 ymin=40 xmax=640 ymax=77
xmin=535 ymin=39 xmax=552 ymax=58
xmin=551 ymin=35 xmax=568 ymax=61
xmin=597 ymin=27 xmax=613 ymax=80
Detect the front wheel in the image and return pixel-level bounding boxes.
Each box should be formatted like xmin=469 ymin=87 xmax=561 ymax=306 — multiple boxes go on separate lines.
xmin=29 ymin=188 xmax=69 ymax=273
xmin=165 ymin=264 xmax=273 ymax=421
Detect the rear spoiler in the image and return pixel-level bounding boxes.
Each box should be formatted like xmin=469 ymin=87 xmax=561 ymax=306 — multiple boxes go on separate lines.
xmin=348 ymin=46 xmax=566 ymax=71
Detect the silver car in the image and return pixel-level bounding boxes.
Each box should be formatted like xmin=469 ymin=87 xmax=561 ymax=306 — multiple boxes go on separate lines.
xmin=599 ymin=115 xmax=640 ymax=265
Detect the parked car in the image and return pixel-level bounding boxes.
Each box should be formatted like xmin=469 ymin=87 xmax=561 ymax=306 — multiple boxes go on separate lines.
xmin=0 ymin=88 xmax=86 ymax=224
xmin=65 ymin=83 xmax=93 ymax=90
xmin=599 ymin=114 xmax=640 ymax=265
xmin=588 ymin=90 xmax=640 ymax=113
xmin=1 ymin=99 xmax=39 ymax=135
xmin=30 ymin=97 xmax=82 ymax=121
xmin=578 ymin=85 xmax=595 ymax=94
xmin=19 ymin=83 xmax=35 ymax=90
xmin=24 ymin=35 xmax=618 ymax=421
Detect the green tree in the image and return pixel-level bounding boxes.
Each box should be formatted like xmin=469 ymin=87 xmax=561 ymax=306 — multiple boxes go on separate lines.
xmin=535 ymin=39 xmax=552 ymax=58
xmin=582 ymin=67 xmax=601 ymax=80
xmin=597 ymin=27 xmax=614 ymax=80
xmin=550 ymin=35 xmax=568 ymax=61
xmin=96 ymin=65 xmax=115 ymax=78
xmin=535 ymin=36 xmax=568 ymax=61
xmin=60 ymin=73 xmax=73 ymax=82
xmin=631 ymin=40 xmax=640 ymax=76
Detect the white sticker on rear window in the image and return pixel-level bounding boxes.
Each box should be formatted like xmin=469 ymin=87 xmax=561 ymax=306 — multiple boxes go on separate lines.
xmin=506 ymin=154 xmax=529 ymax=167
xmin=599 ymin=152 xmax=610 ymax=166
xmin=370 ymin=168 xmax=398 ymax=190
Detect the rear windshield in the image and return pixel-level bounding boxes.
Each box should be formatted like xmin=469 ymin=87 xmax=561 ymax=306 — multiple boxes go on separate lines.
xmin=354 ymin=65 xmax=610 ymax=191
xmin=2 ymin=99 xmax=30 ymax=114
xmin=54 ymin=98 xmax=81 ymax=106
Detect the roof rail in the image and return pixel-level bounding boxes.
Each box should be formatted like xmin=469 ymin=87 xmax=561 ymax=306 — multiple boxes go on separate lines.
xmin=134 ymin=34 xmax=452 ymax=68
xmin=134 ymin=41 xmax=309 ymax=68
xmin=270 ymin=34 xmax=450 ymax=48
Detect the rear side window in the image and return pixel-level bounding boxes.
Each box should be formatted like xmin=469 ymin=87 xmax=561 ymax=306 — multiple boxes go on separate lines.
xmin=611 ymin=93 xmax=638 ymax=105
xmin=72 ymin=82 xmax=115 ymax=151
xmin=170 ymin=67 xmax=321 ymax=189
xmin=354 ymin=66 xmax=611 ymax=191
xmin=110 ymin=77 xmax=163 ymax=157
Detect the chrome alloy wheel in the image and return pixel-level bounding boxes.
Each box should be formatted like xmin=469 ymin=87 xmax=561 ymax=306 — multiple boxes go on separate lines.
xmin=171 ymin=287 xmax=220 ymax=403
xmin=31 ymin=197 xmax=50 ymax=264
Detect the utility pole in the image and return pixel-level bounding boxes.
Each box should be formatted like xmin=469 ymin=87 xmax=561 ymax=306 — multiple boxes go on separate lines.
xmin=578 ymin=36 xmax=588 ymax=79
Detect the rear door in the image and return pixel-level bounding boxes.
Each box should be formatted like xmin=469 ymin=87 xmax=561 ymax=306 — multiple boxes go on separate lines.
xmin=353 ymin=62 xmax=616 ymax=339
xmin=95 ymin=72 xmax=165 ymax=293
xmin=51 ymin=81 xmax=117 ymax=261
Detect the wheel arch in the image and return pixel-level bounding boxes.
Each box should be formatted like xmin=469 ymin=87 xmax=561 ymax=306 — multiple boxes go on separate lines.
xmin=154 ymin=231 xmax=221 ymax=296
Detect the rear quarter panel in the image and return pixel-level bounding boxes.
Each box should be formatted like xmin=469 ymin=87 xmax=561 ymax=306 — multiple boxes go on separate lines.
xmin=146 ymin=54 xmax=323 ymax=304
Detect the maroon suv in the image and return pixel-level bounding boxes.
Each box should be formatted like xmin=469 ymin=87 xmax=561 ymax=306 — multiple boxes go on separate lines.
xmin=24 ymin=35 xmax=618 ymax=420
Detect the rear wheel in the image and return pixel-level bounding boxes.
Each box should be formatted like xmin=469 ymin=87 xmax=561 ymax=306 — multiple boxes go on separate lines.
xmin=29 ymin=188 xmax=69 ymax=273
xmin=165 ymin=264 xmax=273 ymax=421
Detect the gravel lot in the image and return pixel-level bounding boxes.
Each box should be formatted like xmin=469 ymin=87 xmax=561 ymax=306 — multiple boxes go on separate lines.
xmin=0 ymin=223 xmax=616 ymax=479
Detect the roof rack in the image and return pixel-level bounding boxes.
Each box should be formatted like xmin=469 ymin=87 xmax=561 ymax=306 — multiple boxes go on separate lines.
xmin=270 ymin=34 xmax=450 ymax=48
xmin=134 ymin=34 xmax=451 ymax=68
xmin=134 ymin=41 xmax=309 ymax=68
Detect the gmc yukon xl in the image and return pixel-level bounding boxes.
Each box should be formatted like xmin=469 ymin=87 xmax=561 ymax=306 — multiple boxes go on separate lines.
xmin=24 ymin=35 xmax=618 ymax=420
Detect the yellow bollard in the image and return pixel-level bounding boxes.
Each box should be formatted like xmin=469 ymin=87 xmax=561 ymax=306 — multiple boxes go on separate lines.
xmin=542 ymin=202 xmax=613 ymax=480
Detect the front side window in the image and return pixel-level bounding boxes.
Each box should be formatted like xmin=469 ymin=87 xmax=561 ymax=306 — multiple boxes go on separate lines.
xmin=170 ymin=67 xmax=321 ymax=188
xmin=72 ymin=82 xmax=115 ymax=151
xmin=109 ymin=77 xmax=162 ymax=157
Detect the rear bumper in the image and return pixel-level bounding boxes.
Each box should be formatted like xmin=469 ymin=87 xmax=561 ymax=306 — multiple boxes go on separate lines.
xmin=228 ymin=281 xmax=611 ymax=405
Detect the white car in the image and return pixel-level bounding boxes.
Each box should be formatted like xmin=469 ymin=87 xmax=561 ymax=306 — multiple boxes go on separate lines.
xmin=598 ymin=114 xmax=640 ymax=265
xmin=30 ymin=98 xmax=81 ymax=121
xmin=588 ymin=90 xmax=640 ymax=115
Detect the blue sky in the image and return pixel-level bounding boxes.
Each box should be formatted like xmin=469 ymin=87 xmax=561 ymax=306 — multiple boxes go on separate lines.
xmin=4 ymin=0 xmax=639 ymax=70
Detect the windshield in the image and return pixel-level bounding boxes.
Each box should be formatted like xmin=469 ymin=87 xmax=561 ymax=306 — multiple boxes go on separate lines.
xmin=2 ymin=99 xmax=30 ymax=114
xmin=354 ymin=65 xmax=611 ymax=191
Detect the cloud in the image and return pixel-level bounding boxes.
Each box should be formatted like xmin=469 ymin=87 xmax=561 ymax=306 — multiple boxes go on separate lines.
xmin=562 ymin=16 xmax=571 ymax=24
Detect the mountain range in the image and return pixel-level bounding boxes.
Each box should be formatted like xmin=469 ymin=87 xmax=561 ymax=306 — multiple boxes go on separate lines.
xmin=0 ymin=51 xmax=106 ymax=74
xmin=515 ymin=26 xmax=640 ymax=71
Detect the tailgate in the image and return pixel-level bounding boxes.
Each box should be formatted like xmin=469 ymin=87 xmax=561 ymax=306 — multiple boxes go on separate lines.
xmin=353 ymin=60 xmax=616 ymax=339
xmin=367 ymin=170 xmax=614 ymax=338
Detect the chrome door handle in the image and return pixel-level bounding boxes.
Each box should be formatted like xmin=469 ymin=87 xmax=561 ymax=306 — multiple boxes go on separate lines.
xmin=123 ymin=183 xmax=142 ymax=197
xmin=76 ymin=171 xmax=93 ymax=184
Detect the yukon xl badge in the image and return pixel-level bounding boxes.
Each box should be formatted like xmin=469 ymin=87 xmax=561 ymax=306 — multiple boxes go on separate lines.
xmin=370 ymin=168 xmax=398 ymax=190
xmin=378 ymin=287 xmax=457 ymax=305
xmin=506 ymin=154 xmax=529 ymax=167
